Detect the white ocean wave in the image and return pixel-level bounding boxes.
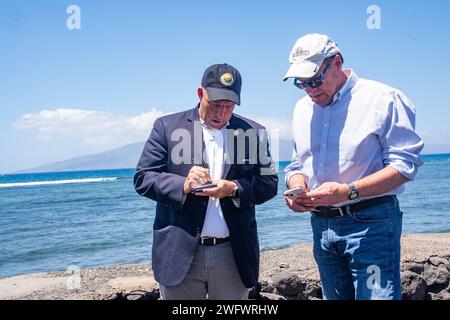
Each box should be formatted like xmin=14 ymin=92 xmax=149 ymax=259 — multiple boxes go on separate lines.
xmin=0 ymin=177 xmax=118 ymax=188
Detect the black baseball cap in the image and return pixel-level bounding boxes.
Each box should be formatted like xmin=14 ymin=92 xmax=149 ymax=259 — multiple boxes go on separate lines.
xmin=201 ymin=63 xmax=242 ymax=105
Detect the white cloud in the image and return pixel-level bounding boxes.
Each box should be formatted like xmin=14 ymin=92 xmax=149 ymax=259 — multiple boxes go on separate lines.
xmin=13 ymin=108 xmax=292 ymax=151
xmin=14 ymin=108 xmax=168 ymax=148
xmin=247 ymin=115 xmax=292 ymax=140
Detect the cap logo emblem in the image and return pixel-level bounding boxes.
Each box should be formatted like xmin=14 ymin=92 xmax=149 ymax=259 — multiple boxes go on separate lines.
xmin=292 ymin=47 xmax=310 ymax=59
xmin=220 ymin=73 xmax=234 ymax=86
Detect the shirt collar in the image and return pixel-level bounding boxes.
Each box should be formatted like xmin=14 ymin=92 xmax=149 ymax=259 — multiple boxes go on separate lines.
xmin=199 ymin=118 xmax=229 ymax=134
xmin=329 ymin=69 xmax=359 ymax=105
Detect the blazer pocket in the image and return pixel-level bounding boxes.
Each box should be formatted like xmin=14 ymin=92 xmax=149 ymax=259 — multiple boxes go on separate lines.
xmin=152 ymin=225 xmax=199 ymax=287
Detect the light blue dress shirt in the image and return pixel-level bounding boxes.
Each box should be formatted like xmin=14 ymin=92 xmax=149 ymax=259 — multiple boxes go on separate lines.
xmin=285 ymin=69 xmax=424 ymax=205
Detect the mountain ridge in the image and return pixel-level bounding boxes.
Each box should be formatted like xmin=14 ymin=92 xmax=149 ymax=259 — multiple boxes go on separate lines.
xmin=14 ymin=140 xmax=294 ymax=174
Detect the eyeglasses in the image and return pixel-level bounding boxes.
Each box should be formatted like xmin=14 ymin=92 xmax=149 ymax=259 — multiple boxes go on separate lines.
xmin=293 ymin=63 xmax=330 ymax=90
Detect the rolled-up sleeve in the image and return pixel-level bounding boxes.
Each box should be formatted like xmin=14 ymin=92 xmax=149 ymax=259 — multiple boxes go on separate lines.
xmin=379 ymin=91 xmax=424 ymax=180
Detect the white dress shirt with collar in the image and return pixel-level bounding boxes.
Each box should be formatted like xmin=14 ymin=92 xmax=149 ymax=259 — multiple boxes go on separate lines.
xmin=200 ymin=120 xmax=230 ymax=238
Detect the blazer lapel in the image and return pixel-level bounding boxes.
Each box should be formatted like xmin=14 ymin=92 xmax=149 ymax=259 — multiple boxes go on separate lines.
xmin=222 ymin=116 xmax=238 ymax=179
xmin=186 ymin=105 xmax=207 ymax=167
xmin=187 ymin=106 xmax=238 ymax=176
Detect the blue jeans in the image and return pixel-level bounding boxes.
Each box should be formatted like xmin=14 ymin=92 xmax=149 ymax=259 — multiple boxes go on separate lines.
xmin=311 ymin=196 xmax=402 ymax=300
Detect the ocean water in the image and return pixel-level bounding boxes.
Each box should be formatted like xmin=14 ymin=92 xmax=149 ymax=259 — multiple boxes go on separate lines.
xmin=1 ymin=154 xmax=450 ymax=278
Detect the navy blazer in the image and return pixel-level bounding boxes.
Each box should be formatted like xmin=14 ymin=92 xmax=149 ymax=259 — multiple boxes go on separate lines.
xmin=134 ymin=106 xmax=278 ymax=288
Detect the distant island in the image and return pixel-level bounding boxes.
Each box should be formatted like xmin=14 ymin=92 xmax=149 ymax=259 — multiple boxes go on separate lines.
xmin=14 ymin=140 xmax=296 ymax=174
xmin=14 ymin=142 xmax=146 ymax=174
xmin=11 ymin=138 xmax=450 ymax=175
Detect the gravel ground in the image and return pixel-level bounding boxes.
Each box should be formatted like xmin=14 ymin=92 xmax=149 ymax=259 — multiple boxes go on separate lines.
xmin=1 ymin=233 xmax=449 ymax=300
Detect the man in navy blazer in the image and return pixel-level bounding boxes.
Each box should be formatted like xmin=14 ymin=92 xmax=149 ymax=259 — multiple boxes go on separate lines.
xmin=134 ymin=63 xmax=278 ymax=299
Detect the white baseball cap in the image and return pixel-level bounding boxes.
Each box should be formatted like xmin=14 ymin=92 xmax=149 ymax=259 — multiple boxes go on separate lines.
xmin=283 ymin=33 xmax=340 ymax=81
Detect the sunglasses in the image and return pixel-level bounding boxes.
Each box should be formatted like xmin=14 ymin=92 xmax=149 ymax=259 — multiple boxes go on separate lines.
xmin=293 ymin=63 xmax=330 ymax=90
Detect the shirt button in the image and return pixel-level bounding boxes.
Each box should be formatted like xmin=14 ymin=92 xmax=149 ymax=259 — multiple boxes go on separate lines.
xmin=322 ymin=144 xmax=326 ymax=148
xmin=324 ymin=123 xmax=328 ymax=127
xmin=320 ymin=163 xmax=324 ymax=167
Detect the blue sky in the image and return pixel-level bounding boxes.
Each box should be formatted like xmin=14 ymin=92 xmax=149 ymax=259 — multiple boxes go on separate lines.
xmin=1 ymin=0 xmax=449 ymax=172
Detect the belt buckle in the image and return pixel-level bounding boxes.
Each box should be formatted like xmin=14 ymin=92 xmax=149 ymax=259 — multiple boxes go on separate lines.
xmin=200 ymin=237 xmax=216 ymax=245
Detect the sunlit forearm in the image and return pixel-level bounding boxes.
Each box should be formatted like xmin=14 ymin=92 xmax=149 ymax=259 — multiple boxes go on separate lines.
xmin=354 ymin=166 xmax=409 ymax=198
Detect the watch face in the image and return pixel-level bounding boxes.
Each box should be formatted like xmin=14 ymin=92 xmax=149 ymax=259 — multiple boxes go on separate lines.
xmin=349 ymin=191 xmax=359 ymax=200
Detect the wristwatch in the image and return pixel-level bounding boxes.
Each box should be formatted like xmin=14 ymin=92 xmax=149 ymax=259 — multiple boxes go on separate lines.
xmin=347 ymin=182 xmax=359 ymax=201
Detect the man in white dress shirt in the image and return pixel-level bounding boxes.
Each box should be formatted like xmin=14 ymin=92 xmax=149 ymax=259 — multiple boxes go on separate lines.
xmin=135 ymin=63 xmax=278 ymax=299
xmin=283 ymin=34 xmax=424 ymax=300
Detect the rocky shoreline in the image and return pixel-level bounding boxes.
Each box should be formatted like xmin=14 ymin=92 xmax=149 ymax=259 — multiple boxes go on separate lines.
xmin=1 ymin=233 xmax=449 ymax=300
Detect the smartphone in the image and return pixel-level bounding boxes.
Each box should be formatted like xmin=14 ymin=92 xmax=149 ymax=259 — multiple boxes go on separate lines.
xmin=283 ymin=186 xmax=305 ymax=199
xmin=191 ymin=183 xmax=218 ymax=193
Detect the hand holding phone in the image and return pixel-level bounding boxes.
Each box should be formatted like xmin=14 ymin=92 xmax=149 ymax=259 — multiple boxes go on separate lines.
xmin=283 ymin=186 xmax=305 ymax=199
xmin=191 ymin=183 xmax=218 ymax=193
